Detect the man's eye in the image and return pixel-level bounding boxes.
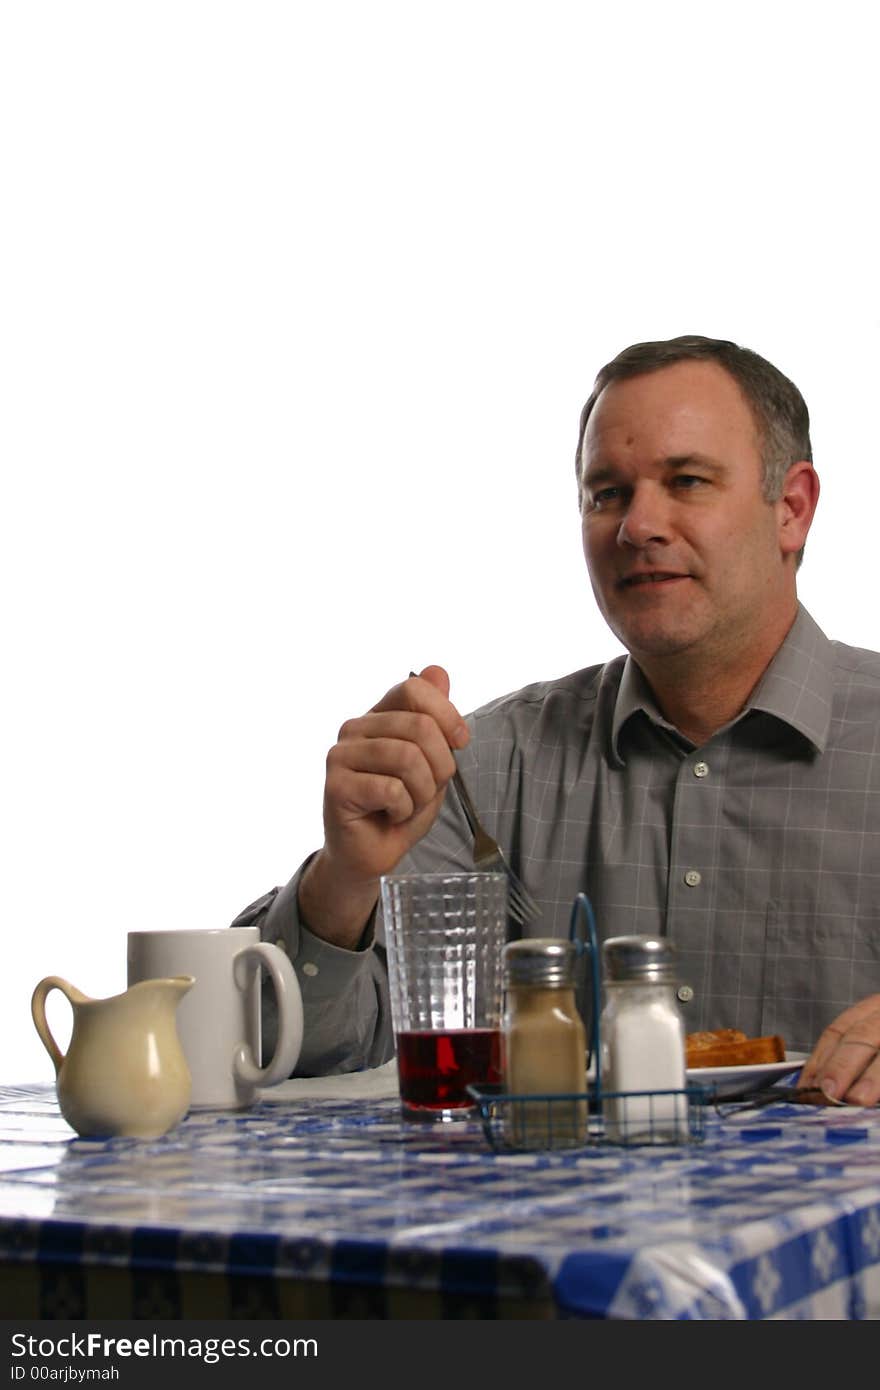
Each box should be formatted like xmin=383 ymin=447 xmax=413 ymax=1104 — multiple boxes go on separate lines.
xmin=589 ymin=486 xmax=621 ymax=507
xmin=672 ymin=474 xmax=705 ymax=490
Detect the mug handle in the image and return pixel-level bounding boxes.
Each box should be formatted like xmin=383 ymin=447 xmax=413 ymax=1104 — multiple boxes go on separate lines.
xmin=231 ymin=942 xmax=304 ymax=1090
xmin=31 ymin=977 xmax=88 ymax=1075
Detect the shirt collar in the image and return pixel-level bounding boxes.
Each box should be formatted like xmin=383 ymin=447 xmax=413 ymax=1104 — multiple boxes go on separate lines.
xmin=747 ymin=604 xmax=833 ymax=753
xmin=610 ymin=603 xmax=834 ymax=762
xmin=610 ymin=658 xmax=672 ymax=763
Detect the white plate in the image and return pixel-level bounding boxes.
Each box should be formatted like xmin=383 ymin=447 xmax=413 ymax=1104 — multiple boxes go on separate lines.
xmin=686 ymin=1052 xmax=807 ymax=1098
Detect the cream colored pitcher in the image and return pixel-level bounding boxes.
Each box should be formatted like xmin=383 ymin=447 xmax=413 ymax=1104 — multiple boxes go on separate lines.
xmin=31 ymin=975 xmax=194 ymax=1139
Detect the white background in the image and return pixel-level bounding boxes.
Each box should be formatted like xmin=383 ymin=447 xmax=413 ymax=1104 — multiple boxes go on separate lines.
xmin=2 ymin=2 xmax=878 ymax=1084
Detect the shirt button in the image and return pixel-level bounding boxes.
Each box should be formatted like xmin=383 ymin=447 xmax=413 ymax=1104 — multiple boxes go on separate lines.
xmin=684 ymin=869 xmax=702 ymax=887
xmin=693 ymin=761 xmax=709 ymax=778
xmin=677 ymin=984 xmax=694 ymax=1003
xmin=302 ymin=962 xmax=319 ymax=977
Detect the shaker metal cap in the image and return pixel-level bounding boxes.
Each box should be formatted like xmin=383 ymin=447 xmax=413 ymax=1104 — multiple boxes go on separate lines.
xmin=602 ymin=935 xmax=677 ymax=982
xmin=503 ymin=938 xmax=578 ymax=988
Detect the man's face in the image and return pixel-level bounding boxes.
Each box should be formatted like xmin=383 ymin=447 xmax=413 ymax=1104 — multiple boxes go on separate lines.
xmin=579 ymin=359 xmax=796 ymax=670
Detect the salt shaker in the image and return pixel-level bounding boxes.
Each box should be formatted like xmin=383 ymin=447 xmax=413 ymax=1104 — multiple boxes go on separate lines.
xmin=502 ymin=939 xmax=588 ymax=1149
xmin=600 ymin=935 xmax=687 ymax=1144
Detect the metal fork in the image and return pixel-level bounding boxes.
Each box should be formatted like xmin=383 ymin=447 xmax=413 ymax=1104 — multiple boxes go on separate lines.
xmin=450 ymin=765 xmax=541 ymax=930
xmin=406 ymin=672 xmax=541 ymax=929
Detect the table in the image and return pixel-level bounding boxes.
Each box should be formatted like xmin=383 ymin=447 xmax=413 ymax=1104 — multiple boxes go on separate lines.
xmin=2 ymin=1082 xmax=880 ymax=1320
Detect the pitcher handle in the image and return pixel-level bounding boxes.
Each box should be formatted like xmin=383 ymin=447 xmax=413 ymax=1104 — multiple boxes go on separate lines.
xmin=232 ymin=942 xmax=304 ymax=1088
xmin=31 ymin=976 xmax=89 ymax=1075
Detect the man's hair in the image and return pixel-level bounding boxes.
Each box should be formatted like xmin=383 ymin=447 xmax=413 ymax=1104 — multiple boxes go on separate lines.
xmin=575 ymin=334 xmax=813 ymax=505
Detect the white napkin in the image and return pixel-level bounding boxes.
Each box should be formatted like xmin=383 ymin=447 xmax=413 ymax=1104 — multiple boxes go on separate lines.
xmin=257 ymin=1058 xmax=400 ymax=1102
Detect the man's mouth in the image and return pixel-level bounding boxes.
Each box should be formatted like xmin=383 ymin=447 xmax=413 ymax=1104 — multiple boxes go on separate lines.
xmin=618 ymin=571 xmax=690 ymax=589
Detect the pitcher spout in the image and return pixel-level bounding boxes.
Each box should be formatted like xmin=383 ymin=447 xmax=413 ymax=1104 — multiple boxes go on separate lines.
xmin=132 ymin=974 xmax=195 ymax=999
xmin=121 ymin=974 xmax=194 ymax=1010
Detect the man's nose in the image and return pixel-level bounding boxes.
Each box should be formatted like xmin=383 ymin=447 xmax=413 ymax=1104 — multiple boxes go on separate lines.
xmin=616 ymin=484 xmax=670 ymax=547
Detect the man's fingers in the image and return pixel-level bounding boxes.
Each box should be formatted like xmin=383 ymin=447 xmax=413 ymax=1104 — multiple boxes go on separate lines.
xmin=799 ymin=1030 xmax=841 ymax=1088
xmin=843 ymin=1051 xmax=880 ymax=1106
xmin=371 ymin=670 xmax=468 ymax=750
xmin=334 ymin=712 xmax=458 ymax=787
xmin=801 ymin=998 xmax=880 ymax=1105
xmin=418 ymin=664 xmax=451 ymax=699
xmin=314 ymin=668 xmax=468 ymax=886
xmin=327 ymin=734 xmax=451 ymax=819
xmin=328 ymin=768 xmax=417 ymax=826
xmin=817 ymin=1040 xmax=880 ymax=1106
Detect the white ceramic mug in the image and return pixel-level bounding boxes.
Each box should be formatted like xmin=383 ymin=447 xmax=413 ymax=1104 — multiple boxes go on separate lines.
xmin=127 ymin=927 xmax=303 ymax=1109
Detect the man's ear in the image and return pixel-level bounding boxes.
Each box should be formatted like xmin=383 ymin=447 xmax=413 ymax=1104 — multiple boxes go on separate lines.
xmin=776 ymin=461 xmax=820 ymax=558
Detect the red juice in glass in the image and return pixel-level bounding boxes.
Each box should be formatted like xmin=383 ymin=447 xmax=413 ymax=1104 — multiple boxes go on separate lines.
xmin=396 ymin=1028 xmax=502 ymax=1115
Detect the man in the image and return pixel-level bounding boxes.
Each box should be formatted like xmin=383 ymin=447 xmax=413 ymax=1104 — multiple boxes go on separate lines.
xmin=235 ymin=335 xmax=880 ymax=1105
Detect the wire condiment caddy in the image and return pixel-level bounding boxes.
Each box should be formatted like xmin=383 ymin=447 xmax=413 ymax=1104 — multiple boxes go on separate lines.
xmin=468 ymin=894 xmax=707 ymax=1151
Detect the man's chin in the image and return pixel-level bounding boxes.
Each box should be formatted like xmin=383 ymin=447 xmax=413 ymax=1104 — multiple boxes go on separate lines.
xmin=605 ymin=616 xmax=705 ymax=661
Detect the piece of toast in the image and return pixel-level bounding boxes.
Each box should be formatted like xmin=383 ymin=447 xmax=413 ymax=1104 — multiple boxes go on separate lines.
xmin=685 ymin=1031 xmax=786 ymax=1069
xmin=686 ymin=1029 xmax=748 ymax=1052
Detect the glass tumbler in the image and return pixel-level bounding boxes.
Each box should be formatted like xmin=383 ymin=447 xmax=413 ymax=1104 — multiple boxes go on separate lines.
xmin=380 ymin=871 xmax=508 ymax=1121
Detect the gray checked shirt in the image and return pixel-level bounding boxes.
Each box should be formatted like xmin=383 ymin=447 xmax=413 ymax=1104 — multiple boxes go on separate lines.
xmin=234 ymin=604 xmax=880 ymax=1072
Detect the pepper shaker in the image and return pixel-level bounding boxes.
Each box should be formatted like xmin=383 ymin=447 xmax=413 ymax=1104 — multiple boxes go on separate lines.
xmin=502 ymin=938 xmax=588 ymax=1149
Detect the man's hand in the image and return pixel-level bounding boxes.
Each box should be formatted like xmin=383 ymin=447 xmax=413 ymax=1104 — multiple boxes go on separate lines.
xmin=297 ymin=666 xmax=468 ymax=949
xmin=799 ymin=995 xmax=880 ymax=1105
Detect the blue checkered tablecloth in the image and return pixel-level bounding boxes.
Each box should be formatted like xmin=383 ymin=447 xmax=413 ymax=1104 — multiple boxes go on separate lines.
xmin=1 ymin=1084 xmax=880 ymax=1319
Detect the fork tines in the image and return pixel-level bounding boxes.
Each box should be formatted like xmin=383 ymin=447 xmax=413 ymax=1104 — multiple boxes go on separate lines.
xmin=502 ymin=869 xmax=541 ymax=930
xmin=478 ymin=849 xmax=540 ymax=931
xmin=451 ymin=768 xmax=541 ymax=929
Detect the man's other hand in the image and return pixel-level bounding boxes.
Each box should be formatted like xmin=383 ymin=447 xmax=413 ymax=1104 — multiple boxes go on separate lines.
xmin=800 ymin=995 xmax=880 ymax=1105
